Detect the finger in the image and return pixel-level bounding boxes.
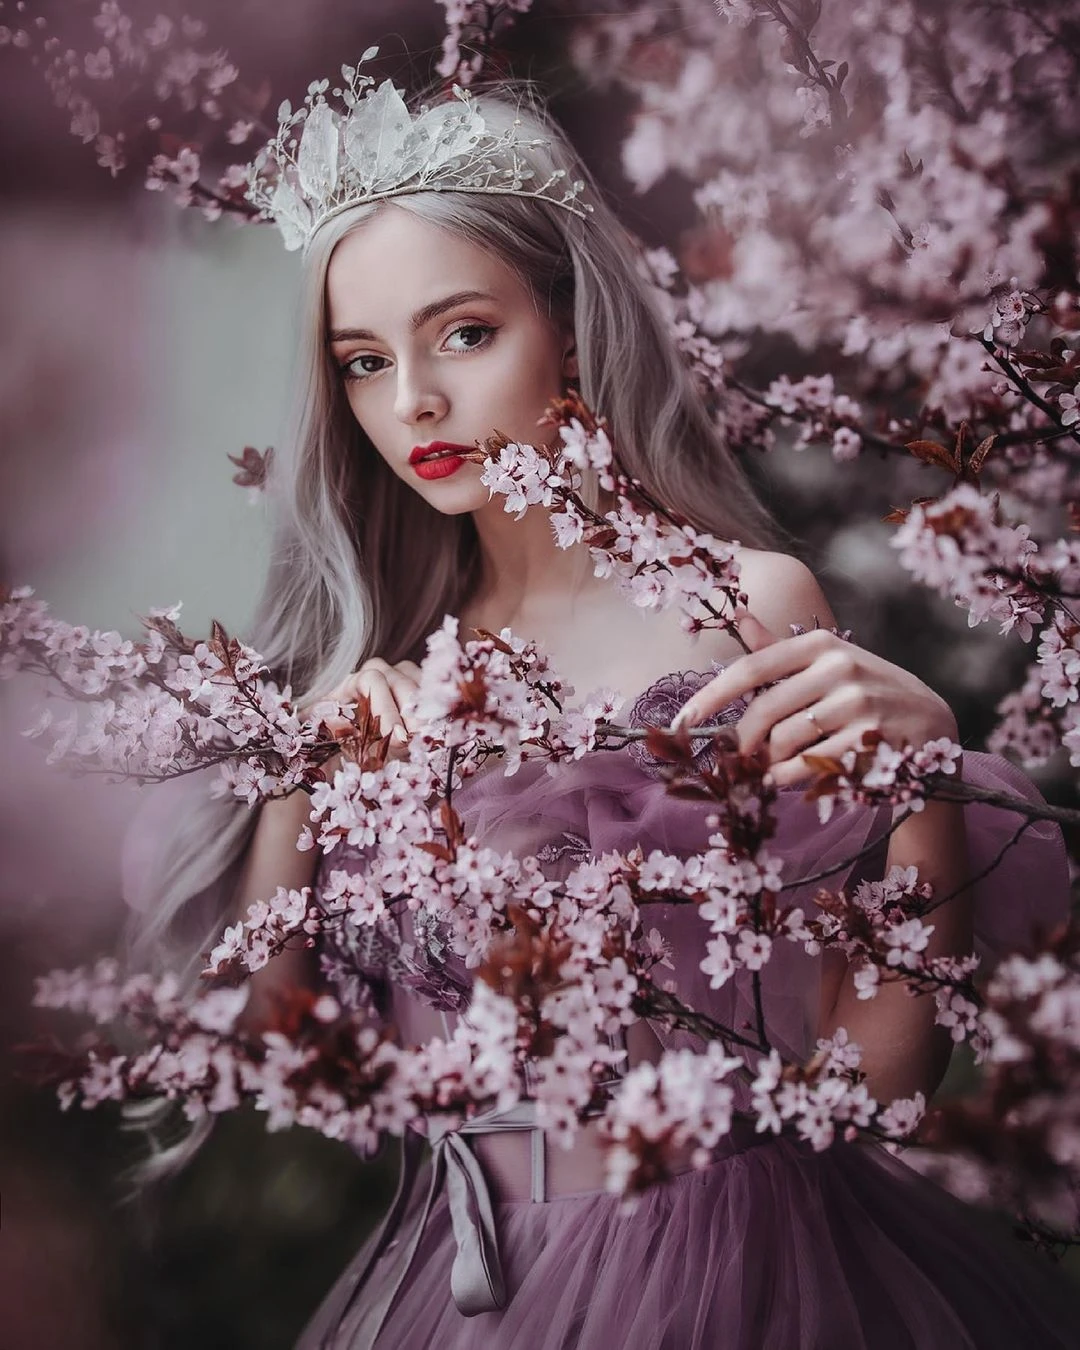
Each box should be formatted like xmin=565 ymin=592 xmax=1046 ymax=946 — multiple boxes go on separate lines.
xmin=765 ymin=719 xmax=879 ymax=789
xmin=737 ymin=671 xmax=858 ymax=757
xmin=732 ymin=606 xmax=781 ymax=653
xmin=765 ymin=685 xmax=881 ymax=765
xmin=672 ymin=630 xmax=852 ymax=731
xmin=325 ymin=665 xmax=419 ymax=745
xmin=378 ymin=667 xmax=423 ymax=733
xmin=353 ymin=671 xmax=409 ymax=743
xmin=359 ymin=659 xmax=421 ymax=695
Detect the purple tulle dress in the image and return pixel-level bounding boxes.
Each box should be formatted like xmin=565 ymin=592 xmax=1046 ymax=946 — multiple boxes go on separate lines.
xmin=298 ymin=668 xmax=1080 ymax=1349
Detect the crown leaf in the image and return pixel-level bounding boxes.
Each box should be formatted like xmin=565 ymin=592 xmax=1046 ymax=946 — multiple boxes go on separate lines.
xmin=246 ymin=49 xmax=593 ymax=253
xmin=270 ymin=179 xmax=313 ymax=253
xmin=352 ymin=81 xmax=416 ymax=191
xmin=297 ymin=101 xmax=339 ymax=198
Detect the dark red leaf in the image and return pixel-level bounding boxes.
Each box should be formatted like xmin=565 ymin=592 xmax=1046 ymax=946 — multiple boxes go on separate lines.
xmin=906 ymin=439 xmax=959 ymax=471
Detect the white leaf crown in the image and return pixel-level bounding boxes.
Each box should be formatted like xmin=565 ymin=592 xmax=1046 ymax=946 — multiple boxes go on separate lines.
xmin=246 ymin=49 xmax=593 ymax=253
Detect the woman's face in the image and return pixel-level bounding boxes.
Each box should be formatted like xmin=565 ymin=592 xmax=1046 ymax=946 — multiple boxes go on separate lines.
xmin=325 ymin=205 xmax=575 ymax=515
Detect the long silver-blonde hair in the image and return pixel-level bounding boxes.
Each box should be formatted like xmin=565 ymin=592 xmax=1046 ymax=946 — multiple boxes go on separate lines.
xmin=123 ymin=87 xmax=783 ymax=1155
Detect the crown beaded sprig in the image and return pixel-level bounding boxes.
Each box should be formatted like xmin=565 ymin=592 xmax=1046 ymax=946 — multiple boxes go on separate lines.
xmin=246 ymin=47 xmax=592 ymax=252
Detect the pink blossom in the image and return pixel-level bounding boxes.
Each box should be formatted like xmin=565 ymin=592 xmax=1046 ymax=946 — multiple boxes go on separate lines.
xmin=84 ymin=47 xmax=114 ymax=80
xmin=226 ymin=119 xmax=255 ymax=145
xmin=219 ymin=163 xmax=250 ymax=191
xmin=205 ymin=60 xmax=239 ymax=96
xmin=94 ymin=133 xmax=126 ymax=175
xmin=882 ymin=917 xmax=934 ymax=970
xmin=735 ymin=929 xmax=772 ymax=971
xmin=206 ymin=923 xmax=245 ymax=975
xmin=935 ymin=990 xmax=982 ymax=1044
xmin=143 ymin=16 xmax=173 ymax=49
xmin=831 ymin=427 xmax=862 ymax=462
xmin=69 ymin=103 xmax=101 ymax=143
xmin=93 ymin=2 xmax=131 ymax=44
xmin=700 ymin=934 xmax=735 ymax=989
xmin=891 ymin=485 xmax=1043 ymax=640
xmin=853 ymin=963 xmax=881 ymax=1000
xmin=878 ymin=1093 xmax=926 ymax=1139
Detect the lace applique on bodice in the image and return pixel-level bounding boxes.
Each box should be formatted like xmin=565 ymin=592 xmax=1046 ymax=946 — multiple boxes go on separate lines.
xmin=320 ymin=900 xmax=473 ymax=1017
xmin=625 ymin=662 xmax=744 ymax=778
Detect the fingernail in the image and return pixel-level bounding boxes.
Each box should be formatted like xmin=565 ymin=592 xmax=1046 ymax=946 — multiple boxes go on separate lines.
xmin=671 ymin=705 xmax=695 ymax=731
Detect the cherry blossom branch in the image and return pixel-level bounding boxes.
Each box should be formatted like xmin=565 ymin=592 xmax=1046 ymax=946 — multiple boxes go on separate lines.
xmin=923 ymin=775 xmax=1080 ymax=829
xmin=754 ymin=0 xmax=850 ymax=132
xmin=637 ymin=983 xmax=768 ymax=1055
xmin=435 ymin=1 xmax=535 ymax=86
xmin=472 ymin=390 xmax=749 ymax=645
xmin=4 ymin=1 xmax=268 ymax=221
xmin=911 ymin=927 xmax=1080 ymax=1241
xmin=0 ymin=591 xmax=348 ymax=798
xmin=645 ymin=254 xmax=1077 ymax=477
xmin=19 ymin=600 xmax=1064 ymax=1206
xmin=978 ymin=337 xmax=1080 ymax=446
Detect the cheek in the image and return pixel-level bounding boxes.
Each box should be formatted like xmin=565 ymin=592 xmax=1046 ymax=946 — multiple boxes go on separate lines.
xmin=490 ymin=334 xmax=565 ymax=410
xmin=343 ymin=383 xmax=385 ymax=438
xmin=342 ymin=392 xmax=367 ymax=438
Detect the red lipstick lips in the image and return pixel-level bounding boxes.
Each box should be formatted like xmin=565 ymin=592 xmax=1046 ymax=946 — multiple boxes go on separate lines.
xmin=409 ymin=440 xmax=472 ymax=481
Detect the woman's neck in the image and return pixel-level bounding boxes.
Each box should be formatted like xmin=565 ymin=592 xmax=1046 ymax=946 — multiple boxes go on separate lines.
xmin=463 ymin=493 xmax=600 ymax=633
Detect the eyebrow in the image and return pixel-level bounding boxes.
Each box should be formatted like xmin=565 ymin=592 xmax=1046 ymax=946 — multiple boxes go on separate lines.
xmin=327 ymin=289 xmax=499 ymax=344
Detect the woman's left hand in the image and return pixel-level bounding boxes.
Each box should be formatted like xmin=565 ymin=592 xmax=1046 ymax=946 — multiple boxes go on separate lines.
xmin=671 ymin=611 xmax=959 ymax=788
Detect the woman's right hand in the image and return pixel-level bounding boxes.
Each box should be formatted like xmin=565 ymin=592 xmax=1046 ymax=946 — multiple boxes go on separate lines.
xmin=302 ymin=657 xmax=423 ymax=771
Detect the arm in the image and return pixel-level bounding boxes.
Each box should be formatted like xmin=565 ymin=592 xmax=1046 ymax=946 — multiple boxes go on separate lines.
xmin=692 ymin=551 xmax=971 ymax=1101
xmin=234 ymin=790 xmax=320 ymax=1029
xmin=819 ymin=800 xmax=972 ymax=1102
xmin=233 ymin=656 xmax=424 ymax=1028
xmin=750 ymin=555 xmax=972 ymax=1099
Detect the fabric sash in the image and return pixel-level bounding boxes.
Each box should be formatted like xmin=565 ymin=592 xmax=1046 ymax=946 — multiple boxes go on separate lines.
xmin=319 ymin=1099 xmax=544 ymax=1347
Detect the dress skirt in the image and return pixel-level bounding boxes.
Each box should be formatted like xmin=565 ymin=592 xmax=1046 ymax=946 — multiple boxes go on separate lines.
xmin=297 ymin=1131 xmax=1080 ymax=1350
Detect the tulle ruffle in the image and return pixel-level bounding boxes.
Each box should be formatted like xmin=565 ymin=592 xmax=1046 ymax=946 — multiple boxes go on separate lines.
xmin=300 ymin=1132 xmax=1080 ymax=1349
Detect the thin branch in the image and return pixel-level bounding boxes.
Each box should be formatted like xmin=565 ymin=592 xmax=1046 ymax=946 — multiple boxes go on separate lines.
xmin=978 ymin=337 xmax=1080 ymax=446
xmin=595 ymin=719 xmax=734 ymax=743
xmin=930 ymin=814 xmax=1038 ymax=911
xmin=780 ymin=807 xmax=917 ymax=890
xmin=732 ymin=373 xmax=1076 ymax=466
xmin=444 ymin=744 xmax=458 ymax=815
xmin=751 ymin=969 xmax=768 ymax=1049
xmin=759 ymin=0 xmax=849 ymax=130
xmin=592 ymin=733 xmax=1080 ymax=829
xmin=925 ymin=773 xmax=1080 ymax=828
xmin=638 ymin=983 xmax=767 ymax=1055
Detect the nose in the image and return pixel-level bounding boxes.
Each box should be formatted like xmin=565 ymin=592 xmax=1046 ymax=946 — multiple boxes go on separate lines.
xmin=393 ymin=359 xmax=449 ymax=427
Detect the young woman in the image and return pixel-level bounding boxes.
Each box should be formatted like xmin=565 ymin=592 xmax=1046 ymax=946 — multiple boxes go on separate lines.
xmin=128 ymin=76 xmax=1079 ymax=1348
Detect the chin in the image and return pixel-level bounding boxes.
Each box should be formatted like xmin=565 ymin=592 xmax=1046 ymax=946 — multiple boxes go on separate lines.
xmin=414 ymin=477 xmax=491 ymax=517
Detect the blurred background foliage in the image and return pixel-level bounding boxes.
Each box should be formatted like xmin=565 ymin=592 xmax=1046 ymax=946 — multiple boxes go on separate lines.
xmin=1 ymin=1 xmax=1076 ymax=1346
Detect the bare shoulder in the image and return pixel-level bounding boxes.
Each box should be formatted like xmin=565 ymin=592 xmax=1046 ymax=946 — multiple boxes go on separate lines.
xmin=731 ymin=546 xmax=840 ymax=635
